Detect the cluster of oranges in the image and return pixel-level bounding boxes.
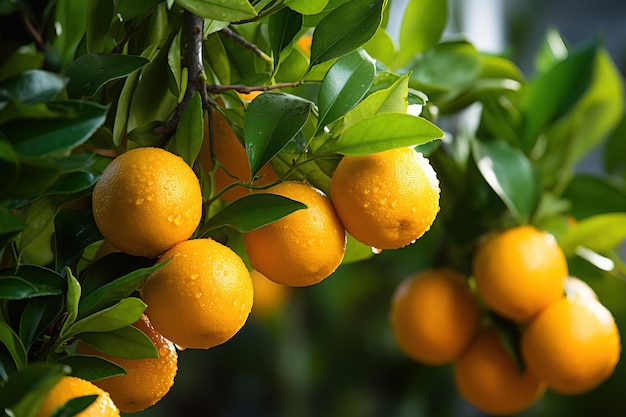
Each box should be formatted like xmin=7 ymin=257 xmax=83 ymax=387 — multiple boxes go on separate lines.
xmin=37 ymin=103 xmax=441 ymax=415
xmin=390 ymin=225 xmax=621 ymax=415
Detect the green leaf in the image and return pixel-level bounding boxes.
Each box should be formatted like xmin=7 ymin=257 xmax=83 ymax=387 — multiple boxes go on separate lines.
xmin=322 ymin=113 xmax=443 ymax=155
xmin=44 ymin=171 xmax=98 ymax=196
xmin=61 ymin=268 xmax=81 ymax=336
xmin=78 ymin=262 xmax=166 ymax=320
xmin=604 ymin=113 xmax=626 ymax=177
xmin=51 ymin=0 xmax=87 ymax=70
xmin=77 ymin=325 xmax=159 ymax=360
xmin=174 ymin=92 xmax=203 ymax=166
xmin=0 ymin=70 xmax=66 ymax=104
xmin=80 ymin=252 xmax=156 ymax=299
xmin=317 ymin=49 xmax=376 ymax=130
xmin=0 ymin=363 xmax=67 ymax=414
xmin=114 ymin=0 xmax=163 ymax=20
xmin=535 ymin=28 xmax=569 ymax=73
xmin=202 ymin=194 xmax=307 ymax=233
xmin=472 ymin=139 xmax=540 ymax=223
xmin=342 ymin=233 xmax=374 ymax=264
xmin=4 ymin=101 xmax=108 ymax=157
xmin=54 ymin=209 xmax=103 ymax=271
xmin=15 ymin=196 xmax=57 ymax=257
xmin=0 ymin=320 xmax=27 ymax=371
xmin=50 ymin=395 xmax=98 ymax=417
xmin=268 ymin=7 xmax=303 ymax=69
xmin=86 ymin=0 xmax=114 ymax=53
xmin=285 ymin=0 xmax=329 ymax=14
xmin=19 ymin=295 xmax=64 ymax=350
xmin=560 ymin=213 xmax=626 ymax=255
xmin=0 ymin=277 xmax=62 ymax=300
xmin=342 ymin=74 xmax=409 ymax=129
xmin=244 ymin=92 xmax=312 ymax=177
xmin=113 ymin=70 xmax=140 ymax=146
xmin=175 ymin=0 xmax=257 ymax=21
xmin=64 ymin=297 xmax=146 ymax=338
xmin=66 ymin=54 xmax=150 ymax=98
xmin=55 ymin=355 xmax=126 ymax=380
xmin=0 ymin=208 xmax=26 ymax=246
xmin=520 ymin=41 xmax=597 ymax=151
xmin=310 ymin=0 xmax=385 ymax=67
xmin=394 ymin=0 xmax=447 ymax=69
xmin=363 ymin=27 xmax=396 ymax=68
xmin=563 ymin=175 xmax=626 ymax=219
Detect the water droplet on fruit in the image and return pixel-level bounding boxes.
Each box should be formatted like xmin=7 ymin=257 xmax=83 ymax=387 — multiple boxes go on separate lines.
xmin=195 ymin=292 xmax=202 ymax=299
xmin=190 ymin=274 xmax=198 ymax=280
xmin=135 ymin=198 xmax=144 ymax=205
xmin=372 ymin=247 xmax=383 ymax=255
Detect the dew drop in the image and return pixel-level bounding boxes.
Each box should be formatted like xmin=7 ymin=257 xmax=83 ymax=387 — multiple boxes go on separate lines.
xmin=175 ymin=344 xmax=186 ymax=351
xmin=135 ymin=198 xmax=144 ymax=205
xmin=372 ymin=247 xmax=383 ymax=255
xmin=167 ymin=215 xmax=174 ymax=222
xmin=190 ymin=274 xmax=198 ymax=280
xmin=233 ymin=299 xmax=240 ymax=307
xmin=195 ymin=292 xmax=202 ymax=299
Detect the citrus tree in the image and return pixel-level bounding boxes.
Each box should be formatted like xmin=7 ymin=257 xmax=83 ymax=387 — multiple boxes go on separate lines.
xmin=1 ymin=0 xmax=626 ymax=416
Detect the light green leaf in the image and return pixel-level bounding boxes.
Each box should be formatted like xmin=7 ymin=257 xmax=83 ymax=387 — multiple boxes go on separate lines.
xmin=0 ymin=320 xmax=27 ymax=371
xmin=60 ymin=267 xmax=81 ymax=336
xmin=175 ymin=92 xmax=203 ymax=166
xmin=285 ymin=0 xmax=329 ymax=14
xmin=175 ymin=0 xmax=257 ymax=21
xmin=560 ymin=213 xmax=626 ymax=255
xmin=77 ymin=325 xmax=159 ymax=360
xmin=363 ymin=27 xmax=396 ymax=68
xmin=64 ymin=297 xmax=147 ymax=337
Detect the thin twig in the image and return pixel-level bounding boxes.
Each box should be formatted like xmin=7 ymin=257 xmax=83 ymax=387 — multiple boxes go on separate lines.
xmin=21 ymin=13 xmax=45 ymax=52
xmin=206 ymin=81 xmax=303 ymax=95
xmin=219 ymin=26 xmax=272 ymax=63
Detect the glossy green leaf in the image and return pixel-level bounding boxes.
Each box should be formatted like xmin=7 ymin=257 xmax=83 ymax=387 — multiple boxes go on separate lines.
xmin=520 ymin=41 xmax=597 ymax=151
xmin=0 ymin=363 xmax=67 ymax=413
xmin=51 ymin=0 xmax=87 ymax=70
xmin=43 ymin=172 xmax=98 ymax=196
xmin=342 ymin=74 xmax=409 ymax=129
xmin=535 ymin=28 xmax=569 ymax=73
xmin=54 ymin=209 xmax=103 ymax=271
xmin=78 ymin=261 xmax=166 ymax=320
xmin=244 ymin=92 xmax=312 ymax=177
xmin=473 ymin=139 xmax=540 ymax=223
xmin=61 ymin=267 xmax=81 ymax=336
xmin=363 ymin=27 xmax=396 ymax=68
xmin=7 ymin=265 xmax=66 ymax=290
xmin=0 ymin=277 xmax=62 ymax=300
xmin=19 ymin=295 xmax=64 ymax=350
xmin=202 ymin=194 xmax=307 ymax=233
xmin=86 ymin=0 xmax=114 ymax=53
xmin=64 ymin=297 xmax=146 ymax=337
xmin=563 ymin=175 xmax=626 ymax=219
xmin=80 ymin=252 xmax=156 ymax=299
xmin=0 ymin=70 xmax=66 ymax=104
xmin=66 ymin=54 xmax=149 ymax=98
xmin=322 ymin=113 xmax=443 ymax=155
xmin=285 ymin=0 xmax=329 ymax=14
xmin=204 ymin=32 xmax=231 ymax=85
xmin=268 ymin=7 xmax=303 ymax=69
xmin=4 ymin=101 xmax=108 ymax=157
xmin=175 ymin=92 xmax=203 ymax=166
xmin=0 ymin=320 xmax=27 ymax=371
xmin=310 ymin=0 xmax=384 ymax=67
xmin=560 ymin=213 xmax=626 ymax=255
xmin=55 ymin=355 xmax=126 ymax=380
xmin=0 ymin=46 xmax=44 ymax=82
xmin=77 ymin=325 xmax=159 ymax=359
xmin=175 ymin=0 xmax=257 ymax=21
xmin=394 ymin=0 xmax=447 ymax=69
xmin=0 ymin=208 xmax=26 ymax=246
xmin=317 ymin=50 xmax=375 ymax=130
xmin=113 ymin=70 xmax=140 ymax=146
xmin=51 ymin=396 xmax=98 ymax=417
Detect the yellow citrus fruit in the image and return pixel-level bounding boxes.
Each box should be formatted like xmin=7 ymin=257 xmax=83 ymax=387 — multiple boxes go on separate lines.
xmin=140 ymin=238 xmax=253 ymax=349
xmin=472 ymin=225 xmax=568 ymax=322
xmin=454 ymin=327 xmax=546 ymax=415
xmin=521 ymin=296 xmax=621 ymax=395
xmin=296 ymin=34 xmax=312 ymax=55
xmin=36 ymin=376 xmax=119 ymax=417
xmin=76 ymin=315 xmax=178 ymax=413
xmin=92 ymin=147 xmax=202 ymax=258
xmin=199 ymin=108 xmax=278 ymax=201
xmin=330 ymin=147 xmax=440 ymax=250
xmin=389 ymin=268 xmax=481 ymax=365
xmin=243 ymin=181 xmax=346 ymax=287
xmin=237 ymin=90 xmax=263 ymax=102
xmin=250 ymin=269 xmax=290 ymax=318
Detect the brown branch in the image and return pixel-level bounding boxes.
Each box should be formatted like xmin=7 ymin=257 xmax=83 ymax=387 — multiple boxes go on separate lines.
xmin=21 ymin=13 xmax=45 ymax=52
xmin=206 ymin=82 xmax=303 ymax=95
xmin=219 ymin=26 xmax=272 ymax=63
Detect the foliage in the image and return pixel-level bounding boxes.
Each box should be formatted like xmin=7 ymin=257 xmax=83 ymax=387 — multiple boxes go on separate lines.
xmin=0 ymin=0 xmax=625 ymax=416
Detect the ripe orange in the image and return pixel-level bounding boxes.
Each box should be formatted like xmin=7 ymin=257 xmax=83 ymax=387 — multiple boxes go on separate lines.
xmin=36 ymin=376 xmax=119 ymax=417
xmin=472 ymin=225 xmax=568 ymax=322
xmin=92 ymin=147 xmax=202 ymax=258
xmin=389 ymin=268 xmax=481 ymax=365
xmin=296 ymin=34 xmax=312 ymax=55
xmin=250 ymin=269 xmax=290 ymax=318
xmin=521 ymin=296 xmax=621 ymax=394
xmin=140 ymin=238 xmax=253 ymax=349
xmin=330 ymin=147 xmax=440 ymax=250
xmin=454 ymin=327 xmax=546 ymax=415
xmin=243 ymin=181 xmax=346 ymax=287
xmin=199 ymin=108 xmax=278 ymax=201
xmin=76 ymin=315 xmax=178 ymax=413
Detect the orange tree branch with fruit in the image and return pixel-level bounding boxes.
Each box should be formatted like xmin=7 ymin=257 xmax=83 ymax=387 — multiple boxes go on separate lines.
xmin=1 ymin=0 xmax=626 ymax=416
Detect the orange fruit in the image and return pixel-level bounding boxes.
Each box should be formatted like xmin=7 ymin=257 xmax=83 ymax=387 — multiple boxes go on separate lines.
xmin=140 ymin=238 xmax=253 ymax=349
xmin=330 ymin=147 xmax=440 ymax=250
xmin=92 ymin=147 xmax=202 ymax=258
xmin=296 ymin=34 xmax=312 ymax=55
xmin=472 ymin=225 xmax=568 ymax=322
xmin=521 ymin=296 xmax=621 ymax=394
xmin=76 ymin=315 xmax=178 ymax=413
xmin=243 ymin=181 xmax=346 ymax=287
xmin=389 ymin=268 xmax=481 ymax=365
xmin=36 ymin=376 xmax=119 ymax=417
xmin=454 ymin=327 xmax=546 ymax=415
xmin=199 ymin=108 xmax=278 ymax=201
xmin=237 ymin=90 xmax=263 ymax=101
xmin=565 ymin=276 xmax=598 ymax=301
xmin=250 ymin=269 xmax=290 ymax=318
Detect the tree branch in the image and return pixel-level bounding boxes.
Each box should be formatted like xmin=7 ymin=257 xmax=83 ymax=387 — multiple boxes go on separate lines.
xmin=206 ymin=82 xmax=303 ymax=95
xmin=220 ymin=26 xmax=272 ymax=63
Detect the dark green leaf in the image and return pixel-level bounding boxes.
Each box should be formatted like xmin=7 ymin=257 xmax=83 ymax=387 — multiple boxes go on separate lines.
xmin=78 ymin=261 xmax=165 ymax=320
xmin=0 ymin=208 xmax=26 ymax=246
xmin=175 ymin=91 xmax=203 ymax=166
xmin=473 ymin=139 xmax=540 ymax=223
xmin=44 ymin=171 xmax=98 ymax=196
xmin=50 ymin=395 xmax=98 ymax=417
xmin=317 ymin=49 xmax=376 ymax=130
xmin=268 ymin=8 xmax=303 ymax=69
xmin=86 ymin=0 xmax=114 ymax=53
xmin=604 ymin=113 xmax=626 ymax=176
xmin=80 ymin=252 xmax=156 ymax=299
xmin=175 ymin=0 xmax=257 ymax=20
xmin=0 ymin=277 xmax=62 ymax=300
xmin=54 ymin=209 xmax=103 ymax=271
xmin=310 ymin=0 xmax=384 ymax=66
xmin=64 ymin=297 xmax=147 ymax=337
xmin=0 ymin=158 xmax=62 ymax=199
xmin=394 ymin=0 xmax=447 ymax=68
xmin=564 ymin=175 xmax=626 ymax=219
xmin=19 ymin=295 xmax=64 ymax=350
xmin=55 ymin=355 xmax=126 ymax=380
xmin=77 ymin=325 xmax=159 ymax=359
xmin=0 ymin=320 xmax=27 ymax=371
xmin=0 ymin=70 xmax=66 ymax=104
xmin=114 ymin=0 xmax=162 ymax=20
xmin=66 ymin=54 xmax=149 ymax=98
xmin=6 ymin=265 xmax=66 ymax=289
xmin=322 ymin=113 xmax=443 ymax=155
xmin=244 ymin=92 xmax=312 ymax=177
xmin=202 ymin=194 xmax=307 ymax=233
xmin=0 ymin=363 xmax=67 ymax=412
xmin=51 ymin=0 xmax=87 ymax=70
